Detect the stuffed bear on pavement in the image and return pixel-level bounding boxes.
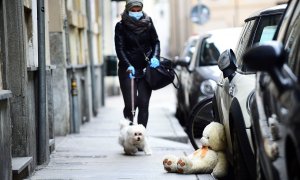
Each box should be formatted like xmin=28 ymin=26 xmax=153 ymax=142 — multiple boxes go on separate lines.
xmin=162 ymin=122 xmax=228 ymax=178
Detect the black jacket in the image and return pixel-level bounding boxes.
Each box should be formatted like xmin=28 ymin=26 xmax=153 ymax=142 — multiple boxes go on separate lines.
xmin=114 ymin=18 xmax=160 ymax=70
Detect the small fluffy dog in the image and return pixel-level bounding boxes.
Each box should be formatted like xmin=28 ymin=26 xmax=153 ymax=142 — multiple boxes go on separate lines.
xmin=118 ymin=119 xmax=152 ymax=155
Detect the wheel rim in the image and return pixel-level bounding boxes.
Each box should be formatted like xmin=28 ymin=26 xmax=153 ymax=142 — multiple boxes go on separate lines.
xmin=190 ymin=100 xmax=214 ymax=149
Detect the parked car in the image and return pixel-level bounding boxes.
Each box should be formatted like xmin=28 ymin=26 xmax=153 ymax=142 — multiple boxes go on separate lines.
xmin=243 ymin=1 xmax=300 ymax=179
xmin=175 ymin=28 xmax=241 ymax=127
xmin=174 ymin=35 xmax=199 ymax=125
xmin=213 ymin=4 xmax=286 ymax=179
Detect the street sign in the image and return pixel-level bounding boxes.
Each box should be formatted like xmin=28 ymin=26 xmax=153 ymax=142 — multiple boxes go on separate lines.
xmin=190 ymin=4 xmax=210 ymax=25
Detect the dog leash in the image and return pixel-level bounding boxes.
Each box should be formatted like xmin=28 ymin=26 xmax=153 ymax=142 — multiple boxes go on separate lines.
xmin=131 ymin=77 xmax=136 ymax=121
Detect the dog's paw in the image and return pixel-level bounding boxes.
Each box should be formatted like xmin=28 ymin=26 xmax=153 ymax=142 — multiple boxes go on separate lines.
xmin=143 ymin=142 xmax=152 ymax=155
xmin=144 ymin=149 xmax=152 ymax=155
xmin=177 ymin=156 xmax=192 ymax=174
xmin=163 ymin=155 xmax=178 ymax=173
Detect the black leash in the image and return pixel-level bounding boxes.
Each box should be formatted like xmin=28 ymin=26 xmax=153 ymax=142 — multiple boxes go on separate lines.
xmin=131 ymin=77 xmax=136 ymax=122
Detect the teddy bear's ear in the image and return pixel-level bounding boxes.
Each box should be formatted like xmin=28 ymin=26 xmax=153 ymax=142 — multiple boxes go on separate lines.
xmin=208 ymin=122 xmax=227 ymax=151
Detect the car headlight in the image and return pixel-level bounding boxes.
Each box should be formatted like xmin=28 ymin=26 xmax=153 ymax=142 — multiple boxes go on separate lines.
xmin=200 ymin=80 xmax=217 ymax=96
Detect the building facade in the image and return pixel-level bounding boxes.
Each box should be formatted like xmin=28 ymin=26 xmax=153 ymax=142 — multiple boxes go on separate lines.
xmin=0 ymin=0 xmax=107 ymax=179
xmin=169 ymin=0 xmax=288 ymax=57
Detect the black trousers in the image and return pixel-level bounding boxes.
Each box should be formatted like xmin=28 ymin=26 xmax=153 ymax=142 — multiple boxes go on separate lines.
xmin=118 ymin=68 xmax=152 ymax=128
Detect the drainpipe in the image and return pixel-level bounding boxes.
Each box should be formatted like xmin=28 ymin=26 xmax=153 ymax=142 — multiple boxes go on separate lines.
xmin=86 ymin=0 xmax=98 ymax=116
xmin=100 ymin=0 xmax=105 ymax=106
xmin=37 ymin=0 xmax=48 ymax=165
xmin=71 ymin=70 xmax=80 ymax=133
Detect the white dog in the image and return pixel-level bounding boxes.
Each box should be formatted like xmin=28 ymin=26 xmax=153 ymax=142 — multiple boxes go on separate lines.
xmin=118 ymin=119 xmax=152 ymax=155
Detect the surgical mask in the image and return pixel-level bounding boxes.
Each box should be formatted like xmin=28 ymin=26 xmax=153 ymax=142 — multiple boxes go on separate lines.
xmin=129 ymin=11 xmax=143 ymax=20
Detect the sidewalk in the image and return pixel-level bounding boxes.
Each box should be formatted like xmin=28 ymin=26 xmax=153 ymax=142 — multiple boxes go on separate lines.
xmin=28 ymin=85 xmax=214 ymax=180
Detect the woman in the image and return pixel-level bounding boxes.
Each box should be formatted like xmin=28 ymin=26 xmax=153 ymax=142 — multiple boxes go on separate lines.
xmin=115 ymin=0 xmax=160 ymax=128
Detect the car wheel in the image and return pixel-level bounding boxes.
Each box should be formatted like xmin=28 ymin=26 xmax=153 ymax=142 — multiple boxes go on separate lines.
xmin=250 ymin=98 xmax=277 ymax=180
xmin=230 ymin=117 xmax=252 ymax=180
xmin=255 ymin=145 xmax=270 ymax=180
xmin=175 ymin=106 xmax=185 ymax=126
xmin=212 ymin=95 xmax=220 ymax=121
xmin=286 ymin=138 xmax=300 ymax=180
xmin=187 ymin=96 xmax=215 ymax=150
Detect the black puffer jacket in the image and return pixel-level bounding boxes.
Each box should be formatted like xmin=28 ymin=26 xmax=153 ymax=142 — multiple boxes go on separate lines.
xmin=114 ymin=18 xmax=160 ymax=70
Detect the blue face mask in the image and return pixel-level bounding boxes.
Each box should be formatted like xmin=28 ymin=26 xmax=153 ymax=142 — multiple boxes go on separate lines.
xmin=128 ymin=11 xmax=143 ymax=21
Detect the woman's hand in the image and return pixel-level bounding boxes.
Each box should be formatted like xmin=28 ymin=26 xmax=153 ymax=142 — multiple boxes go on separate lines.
xmin=150 ymin=57 xmax=160 ymax=68
xmin=126 ymin=66 xmax=135 ymax=79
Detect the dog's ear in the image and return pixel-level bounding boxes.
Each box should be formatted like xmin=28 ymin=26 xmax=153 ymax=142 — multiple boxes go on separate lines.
xmin=126 ymin=127 xmax=133 ymax=135
xmin=138 ymin=124 xmax=146 ymax=130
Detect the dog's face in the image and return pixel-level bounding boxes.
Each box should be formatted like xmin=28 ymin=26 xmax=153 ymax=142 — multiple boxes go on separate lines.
xmin=127 ymin=124 xmax=146 ymax=144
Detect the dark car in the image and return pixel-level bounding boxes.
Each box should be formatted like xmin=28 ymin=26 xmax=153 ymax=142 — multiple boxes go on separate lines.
xmin=243 ymin=1 xmax=300 ymax=179
xmin=213 ymin=4 xmax=286 ymax=180
xmin=175 ymin=28 xmax=241 ymax=127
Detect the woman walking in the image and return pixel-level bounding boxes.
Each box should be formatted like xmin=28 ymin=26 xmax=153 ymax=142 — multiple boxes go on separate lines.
xmin=115 ymin=0 xmax=160 ymax=128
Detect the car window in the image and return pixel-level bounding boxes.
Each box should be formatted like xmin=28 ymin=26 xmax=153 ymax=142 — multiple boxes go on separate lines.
xmin=283 ymin=2 xmax=300 ymax=77
xmin=235 ymin=20 xmax=255 ymax=68
xmin=277 ymin=0 xmax=299 ymax=43
xmin=198 ymin=31 xmax=239 ymax=66
xmin=181 ymin=38 xmax=198 ymax=61
xmin=253 ymin=15 xmax=282 ymax=44
xmin=237 ymin=14 xmax=282 ymax=73
xmin=259 ymin=25 xmax=277 ymax=44
xmin=199 ymin=37 xmax=220 ymax=66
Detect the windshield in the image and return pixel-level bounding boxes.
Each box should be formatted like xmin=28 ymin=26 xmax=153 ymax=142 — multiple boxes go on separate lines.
xmin=199 ymin=33 xmax=239 ymax=66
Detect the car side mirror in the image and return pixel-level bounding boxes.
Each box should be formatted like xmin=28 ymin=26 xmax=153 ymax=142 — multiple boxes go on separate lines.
xmin=217 ymin=49 xmax=237 ymax=81
xmin=243 ymin=41 xmax=290 ymax=92
xmin=243 ymin=41 xmax=285 ymax=71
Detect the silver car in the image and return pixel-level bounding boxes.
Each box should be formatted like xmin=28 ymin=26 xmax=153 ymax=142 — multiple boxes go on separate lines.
xmin=175 ymin=28 xmax=241 ymax=127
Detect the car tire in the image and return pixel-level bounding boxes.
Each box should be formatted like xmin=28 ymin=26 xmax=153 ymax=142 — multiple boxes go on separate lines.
xmin=187 ymin=96 xmax=216 ymax=150
xmin=175 ymin=106 xmax=185 ymax=126
xmin=286 ymin=145 xmax=300 ymax=180
xmin=286 ymin=110 xmax=300 ymax=180
xmin=229 ymin=113 xmax=253 ymax=180
xmin=212 ymin=95 xmax=220 ymax=121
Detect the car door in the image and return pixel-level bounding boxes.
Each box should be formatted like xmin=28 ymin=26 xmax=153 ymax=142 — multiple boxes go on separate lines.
xmin=215 ymin=19 xmax=256 ymax=151
xmin=242 ymin=2 xmax=300 ymax=179
xmin=260 ymin=2 xmax=300 ymax=179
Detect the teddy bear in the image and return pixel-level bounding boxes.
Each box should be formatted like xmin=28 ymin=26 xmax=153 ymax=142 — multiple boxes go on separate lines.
xmin=162 ymin=122 xmax=228 ymax=178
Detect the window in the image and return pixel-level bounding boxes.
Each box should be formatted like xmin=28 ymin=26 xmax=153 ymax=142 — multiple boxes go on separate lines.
xmin=277 ymin=0 xmax=299 ymax=43
xmin=253 ymin=14 xmax=282 ymax=45
xmin=235 ymin=20 xmax=255 ymax=68
xmin=199 ymin=40 xmax=220 ymax=66
xmin=237 ymin=13 xmax=283 ymax=73
xmin=180 ymin=38 xmax=198 ymax=62
xmin=283 ymin=2 xmax=300 ymax=77
xmin=259 ymin=25 xmax=277 ymax=44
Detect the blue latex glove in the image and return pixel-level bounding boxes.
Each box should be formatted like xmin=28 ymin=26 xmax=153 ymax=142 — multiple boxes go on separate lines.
xmin=150 ymin=57 xmax=160 ymax=68
xmin=127 ymin=65 xmax=135 ymax=79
